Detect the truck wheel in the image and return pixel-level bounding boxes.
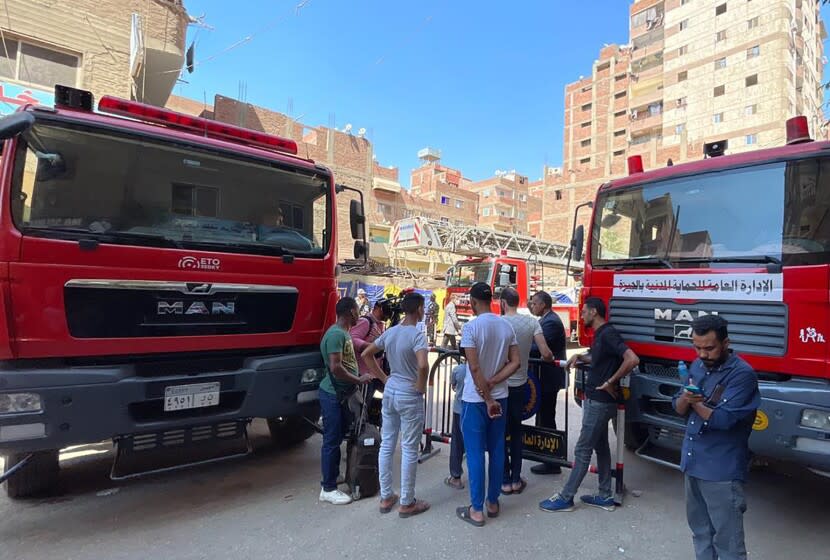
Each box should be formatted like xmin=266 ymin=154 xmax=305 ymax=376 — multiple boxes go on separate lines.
xmin=623 ymin=421 xmax=649 ymax=452
xmin=268 ymin=404 xmax=320 ymax=447
xmin=3 ymin=450 xmax=60 ymax=499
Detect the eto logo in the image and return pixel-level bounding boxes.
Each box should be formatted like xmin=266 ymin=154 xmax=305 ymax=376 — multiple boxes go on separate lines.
xmin=178 ymin=256 xmax=221 ymax=271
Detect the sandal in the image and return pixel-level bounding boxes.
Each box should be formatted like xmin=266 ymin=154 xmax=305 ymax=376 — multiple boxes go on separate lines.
xmin=399 ymin=499 xmax=430 ymax=518
xmin=486 ymin=501 xmax=500 ymax=519
xmin=444 ymin=476 xmax=465 ymax=490
xmin=512 ymin=478 xmax=528 ymax=495
xmin=379 ymin=494 xmax=399 ymax=514
xmin=501 ymin=484 xmax=514 ymax=495
xmin=456 ymin=505 xmax=485 ymax=527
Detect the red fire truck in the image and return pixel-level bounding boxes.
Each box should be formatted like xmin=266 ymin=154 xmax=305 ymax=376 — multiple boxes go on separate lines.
xmin=445 ymin=254 xmax=580 ymax=341
xmin=0 ymin=86 xmax=367 ymax=497
xmin=572 ymin=116 xmax=830 ymax=475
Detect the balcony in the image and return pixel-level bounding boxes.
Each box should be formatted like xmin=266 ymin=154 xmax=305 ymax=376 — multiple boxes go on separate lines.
xmin=372 ymin=177 xmax=402 ymax=193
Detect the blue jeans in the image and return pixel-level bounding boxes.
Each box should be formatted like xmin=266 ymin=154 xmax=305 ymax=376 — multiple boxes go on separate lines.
xmin=449 ymin=412 xmax=464 ymax=479
xmin=319 ymin=388 xmax=349 ymax=492
xmin=461 ymin=399 xmax=508 ymax=512
xmin=685 ymin=476 xmax=748 ymax=560
xmin=504 ymin=384 xmax=526 ymax=484
xmin=561 ymin=399 xmax=617 ymax=501
xmin=379 ymin=389 xmax=425 ymax=506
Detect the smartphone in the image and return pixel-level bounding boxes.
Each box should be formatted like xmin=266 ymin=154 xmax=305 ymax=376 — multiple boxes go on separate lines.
xmin=684 ymin=384 xmax=703 ymax=395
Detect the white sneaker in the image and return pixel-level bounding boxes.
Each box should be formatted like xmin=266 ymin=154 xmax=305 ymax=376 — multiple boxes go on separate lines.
xmin=319 ymin=488 xmax=353 ymax=505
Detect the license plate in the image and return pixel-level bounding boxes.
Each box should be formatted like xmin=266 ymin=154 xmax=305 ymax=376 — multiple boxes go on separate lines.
xmin=164 ymin=382 xmax=220 ymax=412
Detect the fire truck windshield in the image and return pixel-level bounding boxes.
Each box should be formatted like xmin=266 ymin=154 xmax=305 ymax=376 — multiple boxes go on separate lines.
xmin=11 ymin=122 xmax=331 ymax=257
xmin=591 ymin=158 xmax=830 ymax=268
xmin=448 ymin=262 xmax=493 ymax=287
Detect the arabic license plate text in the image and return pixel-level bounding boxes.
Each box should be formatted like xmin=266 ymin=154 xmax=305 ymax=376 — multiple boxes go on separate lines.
xmin=164 ymin=382 xmax=220 ymax=412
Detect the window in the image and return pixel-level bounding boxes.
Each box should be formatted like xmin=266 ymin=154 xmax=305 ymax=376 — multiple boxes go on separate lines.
xmin=520 ymin=194 xmax=527 ymax=202
xmin=440 ymin=216 xmax=450 ymax=224
xmin=483 ymin=207 xmax=491 ymax=217
xmin=173 ymin=184 xmax=219 ymax=218
xmin=745 ymin=134 xmax=758 ymax=145
xmin=676 ymin=97 xmax=688 ymax=108
xmin=377 ymin=202 xmax=391 ymax=214
xmin=615 ymin=91 xmax=626 ymax=99
xmin=680 ymin=19 xmax=689 ymax=31
xmin=581 ymin=103 xmax=592 ymax=111
xmin=0 ymin=38 xmax=79 ymax=88
xmin=714 ymin=85 xmax=725 ymax=97
xmin=614 ymin=129 xmax=626 ymax=137
xmin=615 ymin=110 xmax=627 ymax=117
xmin=715 ymin=3 xmax=727 ymax=16
xmin=455 ymin=200 xmax=464 ymax=209
xmin=678 ymin=71 xmax=688 ymax=82
xmin=440 ymin=195 xmax=449 ymax=205
xmin=613 ymin=149 xmax=625 ymax=157
xmin=615 ymin=74 xmax=626 ymax=81
xmin=745 ymin=104 xmax=757 ymax=115
xmin=747 ymin=45 xmax=760 ymax=59
xmin=747 ymin=17 xmax=759 ymax=30
xmin=579 ymin=157 xmax=591 ymax=164
xmin=676 ymin=123 xmax=686 ymax=134
xmin=678 ymin=45 xmax=688 ymax=56
xmin=581 ymin=121 xmax=592 ymax=128
xmin=713 ymin=112 xmax=724 ymax=123
xmin=681 ymin=0 xmax=690 ymax=4
xmin=581 ymin=85 xmax=592 ymax=93
xmin=581 ymin=139 xmax=591 ymax=147
xmin=716 ymin=30 xmax=727 ymax=42
xmin=745 ymin=74 xmax=758 ymax=87
xmin=714 ymin=57 xmax=727 ymax=69
xmin=555 ymin=190 xmax=563 ymax=201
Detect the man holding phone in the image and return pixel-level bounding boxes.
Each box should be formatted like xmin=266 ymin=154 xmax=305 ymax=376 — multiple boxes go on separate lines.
xmin=674 ymin=315 xmax=759 ymax=560
xmin=456 ymin=282 xmax=520 ymax=527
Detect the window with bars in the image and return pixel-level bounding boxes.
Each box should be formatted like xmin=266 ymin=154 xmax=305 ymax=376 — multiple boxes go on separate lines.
xmin=0 ymin=38 xmax=79 ymax=89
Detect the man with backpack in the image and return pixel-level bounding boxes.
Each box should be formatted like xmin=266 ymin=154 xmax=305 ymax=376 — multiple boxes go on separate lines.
xmin=351 ymin=298 xmax=392 ymax=378
xmin=318 ymin=297 xmax=375 ymax=505
xmin=361 ymin=292 xmax=431 ymax=518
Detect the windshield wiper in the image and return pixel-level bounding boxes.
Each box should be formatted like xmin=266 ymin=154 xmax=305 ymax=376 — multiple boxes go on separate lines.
xmin=675 ymin=255 xmax=782 ymax=266
xmin=604 ymin=256 xmax=674 ymax=269
xmin=23 ymin=226 xmax=183 ymax=248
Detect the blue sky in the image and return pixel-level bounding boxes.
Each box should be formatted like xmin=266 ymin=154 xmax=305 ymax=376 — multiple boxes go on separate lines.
xmin=175 ymin=0 xmax=829 ymax=184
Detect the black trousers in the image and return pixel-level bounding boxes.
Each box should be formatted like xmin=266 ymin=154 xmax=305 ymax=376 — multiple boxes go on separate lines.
xmin=536 ymin=389 xmax=560 ymax=430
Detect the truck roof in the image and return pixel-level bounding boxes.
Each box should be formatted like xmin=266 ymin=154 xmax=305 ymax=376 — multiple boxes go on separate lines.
xmin=22 ymin=97 xmax=329 ymax=178
xmin=601 ymin=138 xmax=830 ymax=193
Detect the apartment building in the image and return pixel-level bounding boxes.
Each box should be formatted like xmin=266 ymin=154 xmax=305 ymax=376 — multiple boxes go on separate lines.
xmin=465 ymin=171 xmax=542 ymax=233
xmin=0 ymin=0 xmax=189 ymax=114
xmin=539 ymin=0 xmax=826 ymax=244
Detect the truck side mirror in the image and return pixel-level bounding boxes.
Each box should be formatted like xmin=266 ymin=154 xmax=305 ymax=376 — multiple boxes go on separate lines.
xmin=0 ymin=112 xmax=34 ymax=140
xmin=572 ymin=225 xmax=585 ymax=262
xmin=353 ymin=240 xmax=368 ymax=261
xmin=350 ymin=199 xmax=365 ymax=240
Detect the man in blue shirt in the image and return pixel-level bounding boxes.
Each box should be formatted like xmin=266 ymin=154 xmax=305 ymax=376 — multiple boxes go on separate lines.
xmin=673 ymin=315 xmax=760 ymax=560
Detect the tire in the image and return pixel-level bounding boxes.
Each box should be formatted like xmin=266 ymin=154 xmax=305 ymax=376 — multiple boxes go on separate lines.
xmin=3 ymin=450 xmax=60 ymax=499
xmin=267 ymin=404 xmax=320 ymax=447
xmin=623 ymin=420 xmax=649 ymax=452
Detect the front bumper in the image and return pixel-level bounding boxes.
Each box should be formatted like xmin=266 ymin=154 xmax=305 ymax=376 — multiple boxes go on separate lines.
xmin=628 ymin=369 xmax=830 ymax=472
xmin=0 ymin=350 xmax=323 ymax=453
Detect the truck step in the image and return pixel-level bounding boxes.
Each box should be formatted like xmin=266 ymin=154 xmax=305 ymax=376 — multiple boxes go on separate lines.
xmin=635 ymin=439 xmax=682 ymax=470
xmin=110 ymin=420 xmax=251 ymax=480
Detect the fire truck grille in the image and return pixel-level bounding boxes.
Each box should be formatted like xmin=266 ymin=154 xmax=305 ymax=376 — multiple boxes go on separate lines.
xmin=609 ymin=298 xmax=787 ymax=357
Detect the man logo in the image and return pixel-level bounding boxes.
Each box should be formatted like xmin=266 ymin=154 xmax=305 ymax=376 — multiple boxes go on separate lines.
xmin=177 ymin=256 xmax=221 ymax=271
xmin=654 ymin=308 xmax=718 ymax=322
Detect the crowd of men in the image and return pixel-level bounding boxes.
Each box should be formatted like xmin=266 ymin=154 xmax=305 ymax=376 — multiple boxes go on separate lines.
xmin=319 ymin=285 xmax=760 ymax=560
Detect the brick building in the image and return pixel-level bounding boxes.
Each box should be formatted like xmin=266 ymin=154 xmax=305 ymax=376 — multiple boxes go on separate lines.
xmin=535 ymin=0 xmax=826 ymax=244
xmin=465 ymin=171 xmax=542 ymax=233
xmin=0 ymin=0 xmax=189 ymax=113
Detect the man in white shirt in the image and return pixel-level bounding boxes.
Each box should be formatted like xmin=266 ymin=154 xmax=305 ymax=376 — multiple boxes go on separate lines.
xmin=456 ymin=282 xmax=520 ymax=527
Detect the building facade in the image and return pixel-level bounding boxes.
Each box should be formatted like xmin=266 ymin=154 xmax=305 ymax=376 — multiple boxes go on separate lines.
xmin=0 ymin=0 xmax=189 ymax=113
xmin=537 ymin=0 xmax=826 ymax=244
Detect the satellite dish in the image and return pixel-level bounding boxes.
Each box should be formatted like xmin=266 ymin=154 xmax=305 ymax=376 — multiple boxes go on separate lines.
xmin=358 ymin=127 xmax=366 ymax=137
xmin=186 ymin=42 xmax=195 ymax=74
xmin=344 ymin=123 xmax=353 ymax=133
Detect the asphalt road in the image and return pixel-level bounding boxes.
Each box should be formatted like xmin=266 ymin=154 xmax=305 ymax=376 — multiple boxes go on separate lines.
xmin=2 ymin=393 xmax=829 ymax=560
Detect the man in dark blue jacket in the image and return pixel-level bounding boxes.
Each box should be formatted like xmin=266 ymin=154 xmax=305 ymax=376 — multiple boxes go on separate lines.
xmin=673 ymin=314 xmax=759 ymax=560
xmin=528 ymin=291 xmax=568 ymax=475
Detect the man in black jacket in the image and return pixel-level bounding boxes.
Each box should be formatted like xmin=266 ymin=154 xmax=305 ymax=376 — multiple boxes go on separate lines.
xmin=528 ymin=291 xmax=568 ymax=475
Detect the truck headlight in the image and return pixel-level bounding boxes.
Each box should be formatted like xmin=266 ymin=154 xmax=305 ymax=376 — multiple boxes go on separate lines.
xmin=301 ymin=368 xmax=324 ymax=384
xmin=0 ymin=393 xmax=43 ymax=414
xmin=801 ymin=409 xmax=830 ymax=431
